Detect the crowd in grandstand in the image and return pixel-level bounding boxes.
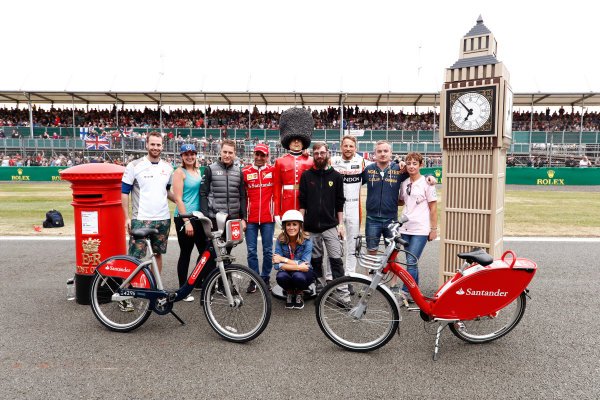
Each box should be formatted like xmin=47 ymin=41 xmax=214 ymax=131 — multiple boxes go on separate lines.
xmin=3 ymin=148 xmax=597 ymax=169
xmin=2 ymin=106 xmax=599 ymax=132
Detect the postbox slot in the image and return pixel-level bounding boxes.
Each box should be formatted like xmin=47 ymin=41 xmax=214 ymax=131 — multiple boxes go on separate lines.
xmin=74 ymin=194 xmax=103 ymax=199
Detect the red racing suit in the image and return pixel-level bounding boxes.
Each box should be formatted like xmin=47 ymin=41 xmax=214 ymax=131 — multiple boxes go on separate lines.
xmin=242 ymin=163 xmax=275 ymax=224
xmin=273 ymin=152 xmax=313 ymax=217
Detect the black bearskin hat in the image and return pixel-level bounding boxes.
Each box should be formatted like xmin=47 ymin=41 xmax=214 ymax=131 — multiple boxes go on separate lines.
xmin=279 ymin=108 xmax=313 ymax=150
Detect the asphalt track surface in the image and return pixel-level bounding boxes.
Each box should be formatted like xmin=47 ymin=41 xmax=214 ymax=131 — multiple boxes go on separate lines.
xmin=1 ymin=238 xmax=599 ymax=399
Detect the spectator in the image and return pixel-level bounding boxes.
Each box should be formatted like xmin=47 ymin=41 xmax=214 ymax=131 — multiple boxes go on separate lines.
xmin=242 ymin=144 xmax=275 ymax=291
xmin=397 ymin=152 xmax=438 ymax=303
xmin=199 ymin=138 xmax=247 ymax=265
xmin=565 ymin=156 xmax=576 ymax=167
xmin=579 ymin=156 xmax=591 ymax=168
xmin=121 ymin=131 xmax=174 ymax=279
xmin=534 ymin=156 xmax=545 ymax=167
xmin=329 ymin=135 xmax=366 ymax=294
xmin=360 ymin=140 xmax=434 ymax=294
xmin=272 ymin=210 xmax=314 ymax=309
xmin=172 ymin=144 xmax=205 ymax=302
xmin=298 ymin=142 xmax=346 ymax=295
xmin=506 ymin=156 xmax=516 ymax=167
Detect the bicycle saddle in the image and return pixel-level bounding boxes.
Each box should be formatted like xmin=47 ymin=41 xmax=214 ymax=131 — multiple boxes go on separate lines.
xmin=457 ymin=248 xmax=493 ymax=266
xmin=131 ymin=228 xmax=159 ymax=239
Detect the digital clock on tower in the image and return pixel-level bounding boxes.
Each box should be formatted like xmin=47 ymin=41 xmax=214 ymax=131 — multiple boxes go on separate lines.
xmin=446 ymin=87 xmax=496 ymax=136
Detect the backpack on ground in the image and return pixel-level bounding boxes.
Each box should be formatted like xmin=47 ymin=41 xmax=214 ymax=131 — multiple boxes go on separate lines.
xmin=43 ymin=210 xmax=64 ymax=228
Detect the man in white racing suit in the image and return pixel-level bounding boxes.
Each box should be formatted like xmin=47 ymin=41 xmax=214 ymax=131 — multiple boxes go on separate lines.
xmin=327 ymin=135 xmax=366 ymax=292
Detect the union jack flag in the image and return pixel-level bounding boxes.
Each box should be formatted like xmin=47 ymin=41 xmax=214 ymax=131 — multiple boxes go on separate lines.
xmin=85 ymin=135 xmax=111 ymax=150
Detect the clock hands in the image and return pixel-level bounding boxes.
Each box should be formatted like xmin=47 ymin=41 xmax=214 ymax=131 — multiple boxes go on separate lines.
xmin=457 ymin=99 xmax=474 ymax=121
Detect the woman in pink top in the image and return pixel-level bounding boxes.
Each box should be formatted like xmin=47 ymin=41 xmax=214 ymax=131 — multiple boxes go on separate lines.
xmin=396 ymin=152 xmax=438 ymax=302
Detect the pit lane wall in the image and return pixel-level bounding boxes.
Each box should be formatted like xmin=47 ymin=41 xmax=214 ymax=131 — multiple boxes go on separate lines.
xmin=1 ymin=166 xmax=598 ymax=185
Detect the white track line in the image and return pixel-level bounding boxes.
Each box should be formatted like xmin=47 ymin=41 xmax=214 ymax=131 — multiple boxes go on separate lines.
xmin=1 ymin=236 xmax=599 ymax=242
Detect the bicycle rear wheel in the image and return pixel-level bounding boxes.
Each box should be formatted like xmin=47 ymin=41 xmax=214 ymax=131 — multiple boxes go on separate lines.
xmin=449 ymin=291 xmax=527 ymax=344
xmin=90 ymin=272 xmax=152 ymax=332
xmin=315 ymin=276 xmax=399 ymax=352
xmin=201 ymin=264 xmax=271 ymax=343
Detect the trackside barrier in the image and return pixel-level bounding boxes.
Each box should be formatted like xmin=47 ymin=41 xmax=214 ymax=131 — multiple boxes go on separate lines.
xmin=1 ymin=166 xmax=598 ymax=185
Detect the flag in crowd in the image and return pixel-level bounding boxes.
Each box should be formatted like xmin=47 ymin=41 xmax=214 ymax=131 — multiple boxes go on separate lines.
xmin=85 ymin=134 xmax=111 ymax=150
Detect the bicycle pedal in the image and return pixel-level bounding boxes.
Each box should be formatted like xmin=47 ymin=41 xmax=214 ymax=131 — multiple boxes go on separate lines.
xmin=168 ymin=292 xmax=177 ymax=302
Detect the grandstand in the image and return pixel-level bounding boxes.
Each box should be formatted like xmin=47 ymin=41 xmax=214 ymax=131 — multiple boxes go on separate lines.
xmin=1 ymin=90 xmax=599 ymax=167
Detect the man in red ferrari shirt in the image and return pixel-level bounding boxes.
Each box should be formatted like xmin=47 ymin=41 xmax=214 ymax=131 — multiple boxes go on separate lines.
xmin=242 ymin=143 xmax=276 ymax=291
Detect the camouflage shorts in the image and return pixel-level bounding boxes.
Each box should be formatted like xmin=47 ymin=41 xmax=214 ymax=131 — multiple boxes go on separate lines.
xmin=129 ymin=219 xmax=171 ymax=258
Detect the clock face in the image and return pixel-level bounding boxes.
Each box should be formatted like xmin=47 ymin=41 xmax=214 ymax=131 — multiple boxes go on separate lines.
xmin=446 ymin=86 xmax=496 ymax=136
xmin=504 ymin=86 xmax=513 ymax=138
xmin=451 ymin=92 xmax=491 ymax=130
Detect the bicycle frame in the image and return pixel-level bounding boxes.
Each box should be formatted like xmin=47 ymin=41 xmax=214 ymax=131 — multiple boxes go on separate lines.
xmin=94 ymin=225 xmax=241 ymax=315
xmin=358 ymin=235 xmax=537 ymax=322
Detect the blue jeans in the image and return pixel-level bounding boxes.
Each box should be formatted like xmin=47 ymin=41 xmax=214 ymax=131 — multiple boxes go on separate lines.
xmin=245 ymin=222 xmax=275 ymax=279
xmin=365 ymin=218 xmax=395 ymax=251
xmin=276 ymin=269 xmax=315 ymax=292
xmin=400 ymin=234 xmax=429 ymax=294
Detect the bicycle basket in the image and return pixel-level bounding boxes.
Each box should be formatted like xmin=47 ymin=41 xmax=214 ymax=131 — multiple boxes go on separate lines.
xmin=354 ymin=235 xmax=393 ymax=272
xmin=355 ymin=235 xmax=418 ymax=270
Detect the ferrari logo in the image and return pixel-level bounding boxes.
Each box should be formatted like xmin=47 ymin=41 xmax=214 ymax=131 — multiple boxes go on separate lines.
xmin=328 ymin=181 xmax=333 ymax=187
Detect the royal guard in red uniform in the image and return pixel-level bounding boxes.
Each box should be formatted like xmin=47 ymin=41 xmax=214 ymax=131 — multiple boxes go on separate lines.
xmin=273 ymin=108 xmax=314 ymax=227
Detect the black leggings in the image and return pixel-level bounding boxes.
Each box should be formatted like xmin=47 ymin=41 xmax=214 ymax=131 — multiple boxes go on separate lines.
xmin=174 ymin=216 xmax=207 ymax=288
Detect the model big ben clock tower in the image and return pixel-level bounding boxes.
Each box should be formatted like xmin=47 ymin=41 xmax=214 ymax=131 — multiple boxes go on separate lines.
xmin=439 ymin=16 xmax=513 ymax=284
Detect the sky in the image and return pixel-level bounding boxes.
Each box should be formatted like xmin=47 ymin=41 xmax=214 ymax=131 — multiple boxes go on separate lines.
xmin=2 ymin=0 xmax=599 ymax=97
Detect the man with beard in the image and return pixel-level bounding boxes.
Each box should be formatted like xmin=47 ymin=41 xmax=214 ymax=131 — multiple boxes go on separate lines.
xmin=299 ymin=142 xmax=346 ymax=297
xmin=121 ymin=131 xmax=174 ymax=275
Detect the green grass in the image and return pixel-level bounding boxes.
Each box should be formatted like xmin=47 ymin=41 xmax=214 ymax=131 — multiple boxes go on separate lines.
xmin=1 ymin=183 xmax=599 ymax=237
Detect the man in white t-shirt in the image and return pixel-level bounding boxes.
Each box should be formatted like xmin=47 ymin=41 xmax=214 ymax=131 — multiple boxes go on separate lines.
xmin=121 ymin=131 xmax=174 ymax=273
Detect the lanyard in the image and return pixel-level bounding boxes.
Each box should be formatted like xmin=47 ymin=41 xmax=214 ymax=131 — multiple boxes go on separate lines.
xmin=287 ymin=244 xmax=295 ymax=260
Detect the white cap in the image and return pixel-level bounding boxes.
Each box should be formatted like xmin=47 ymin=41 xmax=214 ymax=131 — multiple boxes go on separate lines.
xmin=281 ymin=209 xmax=303 ymax=223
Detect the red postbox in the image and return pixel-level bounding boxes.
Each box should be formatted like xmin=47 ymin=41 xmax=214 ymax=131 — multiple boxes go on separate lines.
xmin=60 ymin=163 xmax=126 ymax=304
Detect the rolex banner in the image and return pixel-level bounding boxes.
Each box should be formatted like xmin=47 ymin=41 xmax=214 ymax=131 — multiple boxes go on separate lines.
xmin=504 ymin=167 xmax=599 ymax=186
xmin=1 ymin=166 xmax=598 ymax=185
xmin=419 ymin=167 xmax=598 ymax=186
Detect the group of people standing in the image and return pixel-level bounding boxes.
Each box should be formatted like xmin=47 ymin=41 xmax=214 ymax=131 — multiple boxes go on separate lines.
xmin=120 ymin=108 xmax=438 ymax=311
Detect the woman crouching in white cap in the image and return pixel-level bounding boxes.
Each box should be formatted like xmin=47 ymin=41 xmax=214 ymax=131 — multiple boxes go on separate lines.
xmin=272 ymin=210 xmax=313 ymax=309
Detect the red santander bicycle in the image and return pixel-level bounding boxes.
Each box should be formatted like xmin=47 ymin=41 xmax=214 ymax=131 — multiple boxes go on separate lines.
xmin=89 ymin=212 xmax=271 ymax=342
xmin=315 ymin=218 xmax=537 ymax=360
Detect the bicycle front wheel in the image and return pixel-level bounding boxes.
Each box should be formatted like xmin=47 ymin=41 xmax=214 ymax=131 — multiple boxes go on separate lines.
xmin=201 ymin=264 xmax=271 ymax=343
xmin=315 ymin=276 xmax=399 ymax=352
xmin=90 ymin=272 xmax=152 ymax=332
xmin=449 ymin=291 xmax=527 ymax=344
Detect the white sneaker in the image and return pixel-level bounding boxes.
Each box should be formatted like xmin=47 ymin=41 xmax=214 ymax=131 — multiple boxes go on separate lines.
xmin=119 ymin=299 xmax=134 ymax=312
xmin=183 ymin=295 xmax=195 ymax=302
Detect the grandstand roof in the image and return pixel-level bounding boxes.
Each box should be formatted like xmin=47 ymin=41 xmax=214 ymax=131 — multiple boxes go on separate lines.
xmin=1 ymin=91 xmax=599 ymax=108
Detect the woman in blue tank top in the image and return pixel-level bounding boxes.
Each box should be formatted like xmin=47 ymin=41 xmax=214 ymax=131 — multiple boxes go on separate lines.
xmin=172 ymin=144 xmax=204 ymax=301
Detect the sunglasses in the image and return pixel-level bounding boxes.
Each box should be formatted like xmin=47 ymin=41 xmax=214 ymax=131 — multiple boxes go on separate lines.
xmin=406 ymin=183 xmax=412 ymax=196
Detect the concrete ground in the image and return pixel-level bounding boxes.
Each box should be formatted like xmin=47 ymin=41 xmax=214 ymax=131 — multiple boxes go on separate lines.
xmin=1 ymin=238 xmax=599 ymax=399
